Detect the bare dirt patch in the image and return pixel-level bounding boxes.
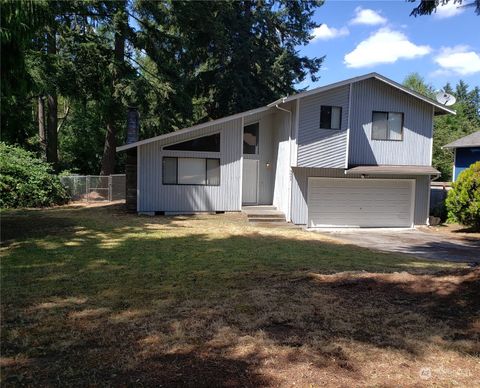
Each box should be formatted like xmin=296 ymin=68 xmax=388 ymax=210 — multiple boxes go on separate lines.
xmin=419 ymin=224 xmax=480 ymax=242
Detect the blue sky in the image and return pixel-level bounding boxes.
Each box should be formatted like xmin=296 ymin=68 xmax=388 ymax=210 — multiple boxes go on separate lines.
xmin=297 ymin=0 xmax=480 ymax=91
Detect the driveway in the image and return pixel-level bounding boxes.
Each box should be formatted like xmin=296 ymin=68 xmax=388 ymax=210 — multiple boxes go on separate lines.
xmin=315 ymin=229 xmax=480 ymax=263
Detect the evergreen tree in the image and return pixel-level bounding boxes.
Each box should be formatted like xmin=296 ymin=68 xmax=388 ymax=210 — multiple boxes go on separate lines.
xmin=135 ymin=0 xmax=323 ymax=122
xmin=468 ymin=87 xmax=480 ymax=116
xmin=443 ymin=82 xmax=454 ymax=95
xmin=1 ymin=0 xmax=50 ymax=145
xmin=455 ymin=80 xmax=469 ymax=101
xmin=409 ymin=0 xmax=480 ymax=16
xmin=100 ymin=0 xmax=129 ymax=175
xmin=2 ymin=0 xmax=324 ymax=175
xmin=402 ymin=73 xmax=435 ymax=98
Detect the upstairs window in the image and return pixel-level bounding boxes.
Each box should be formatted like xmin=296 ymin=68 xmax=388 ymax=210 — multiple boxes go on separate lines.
xmin=243 ymin=123 xmax=259 ymax=154
xmin=164 ymin=133 xmax=220 ymax=152
xmin=320 ymin=106 xmax=342 ymax=130
xmin=372 ymin=111 xmax=403 ymax=141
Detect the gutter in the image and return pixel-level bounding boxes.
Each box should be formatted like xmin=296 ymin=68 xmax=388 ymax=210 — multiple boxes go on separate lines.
xmin=267 ymin=96 xmax=288 ymax=108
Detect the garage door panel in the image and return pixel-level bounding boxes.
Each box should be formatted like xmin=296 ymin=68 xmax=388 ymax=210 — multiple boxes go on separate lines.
xmin=308 ymin=178 xmax=414 ymax=228
xmin=311 ymin=199 xmax=411 ymax=208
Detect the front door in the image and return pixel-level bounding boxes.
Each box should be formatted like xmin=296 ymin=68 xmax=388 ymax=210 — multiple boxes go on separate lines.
xmin=242 ymin=159 xmax=258 ymax=205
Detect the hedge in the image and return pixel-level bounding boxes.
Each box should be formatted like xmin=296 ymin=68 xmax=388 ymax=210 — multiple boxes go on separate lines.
xmin=0 ymin=143 xmax=69 ymax=208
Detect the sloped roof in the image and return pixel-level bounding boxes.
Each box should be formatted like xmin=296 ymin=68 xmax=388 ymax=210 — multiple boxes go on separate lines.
xmin=346 ymin=165 xmax=440 ymax=176
xmin=118 ymin=72 xmax=455 ymax=152
xmin=443 ymin=131 xmax=480 ymax=149
xmin=270 ymin=72 xmax=455 ymax=116
xmin=117 ymin=106 xmax=271 ymax=152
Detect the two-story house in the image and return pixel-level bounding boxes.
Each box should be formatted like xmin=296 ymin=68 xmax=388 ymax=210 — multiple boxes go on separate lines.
xmin=117 ymin=73 xmax=454 ymax=228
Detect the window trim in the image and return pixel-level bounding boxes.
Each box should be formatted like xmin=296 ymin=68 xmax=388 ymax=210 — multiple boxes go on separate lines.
xmin=371 ymin=111 xmax=404 ymax=141
xmin=319 ymin=105 xmax=342 ymax=130
xmin=162 ymin=157 xmax=221 ymax=186
xmin=243 ymin=122 xmax=260 ymax=155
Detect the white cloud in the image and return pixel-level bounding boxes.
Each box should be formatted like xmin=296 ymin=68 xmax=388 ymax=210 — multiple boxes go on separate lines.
xmin=434 ymin=1 xmax=465 ymax=18
xmin=312 ymin=24 xmax=349 ymax=41
xmin=434 ymin=46 xmax=480 ymax=75
xmin=350 ymin=7 xmax=387 ymax=25
xmin=344 ymin=28 xmax=431 ymax=68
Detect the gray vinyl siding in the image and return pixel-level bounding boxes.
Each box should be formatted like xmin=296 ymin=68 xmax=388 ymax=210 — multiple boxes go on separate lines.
xmin=291 ymin=167 xmax=429 ymax=225
xmin=138 ymin=118 xmax=242 ymax=212
xmin=349 ymin=78 xmax=433 ymax=166
xmin=297 ymin=85 xmax=349 ymax=168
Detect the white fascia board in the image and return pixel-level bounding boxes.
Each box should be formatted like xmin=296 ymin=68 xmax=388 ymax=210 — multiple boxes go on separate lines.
xmin=372 ymin=73 xmax=456 ymax=115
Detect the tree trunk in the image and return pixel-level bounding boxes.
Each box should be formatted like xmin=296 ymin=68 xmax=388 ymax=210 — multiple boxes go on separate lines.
xmin=38 ymin=96 xmax=46 ymax=158
xmin=46 ymin=94 xmax=58 ymax=167
xmin=46 ymin=30 xmax=58 ymax=169
xmin=100 ymin=1 xmax=126 ymax=175
xmin=100 ymin=114 xmax=117 ymax=176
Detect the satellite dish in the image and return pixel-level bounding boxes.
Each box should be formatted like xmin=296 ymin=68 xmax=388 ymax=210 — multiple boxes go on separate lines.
xmin=435 ymin=91 xmax=456 ymax=106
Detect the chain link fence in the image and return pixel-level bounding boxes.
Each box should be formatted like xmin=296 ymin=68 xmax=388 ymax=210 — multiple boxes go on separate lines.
xmin=61 ymin=174 xmax=126 ymax=202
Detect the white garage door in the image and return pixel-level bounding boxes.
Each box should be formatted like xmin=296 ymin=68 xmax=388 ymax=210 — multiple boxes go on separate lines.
xmin=307 ymin=178 xmax=415 ymax=228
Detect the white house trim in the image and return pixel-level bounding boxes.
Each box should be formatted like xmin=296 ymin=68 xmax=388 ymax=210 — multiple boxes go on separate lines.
xmin=137 ymin=145 xmax=140 ymax=212
xmin=239 ymin=116 xmax=244 ymax=208
xmin=345 ymin=82 xmax=352 ymax=169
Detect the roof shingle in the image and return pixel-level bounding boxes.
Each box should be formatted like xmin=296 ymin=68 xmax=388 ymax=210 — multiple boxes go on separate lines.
xmin=443 ymin=131 xmax=480 ymax=149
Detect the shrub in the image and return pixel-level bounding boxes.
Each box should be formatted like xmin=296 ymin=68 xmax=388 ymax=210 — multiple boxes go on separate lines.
xmin=446 ymin=161 xmax=480 ymax=229
xmin=0 ymin=143 xmax=69 ymax=208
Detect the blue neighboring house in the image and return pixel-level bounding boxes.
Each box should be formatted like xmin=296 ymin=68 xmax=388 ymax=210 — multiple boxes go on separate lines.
xmin=443 ymin=131 xmax=480 ymax=181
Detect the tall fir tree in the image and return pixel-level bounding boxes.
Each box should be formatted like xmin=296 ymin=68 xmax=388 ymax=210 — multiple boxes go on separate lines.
xmin=2 ymin=0 xmax=324 ymax=174
xmin=409 ymin=0 xmax=480 ymax=16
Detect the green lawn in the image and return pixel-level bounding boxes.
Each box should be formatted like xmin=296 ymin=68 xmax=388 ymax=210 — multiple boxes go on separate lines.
xmin=1 ymin=203 xmax=479 ymax=386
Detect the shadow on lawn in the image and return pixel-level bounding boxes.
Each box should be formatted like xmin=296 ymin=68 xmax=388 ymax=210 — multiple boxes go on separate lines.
xmin=1 ymin=205 xmax=479 ymax=386
xmin=397 ymin=239 xmax=480 ymax=263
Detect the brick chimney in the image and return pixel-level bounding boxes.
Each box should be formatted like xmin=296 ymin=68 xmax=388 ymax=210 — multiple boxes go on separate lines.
xmin=125 ymin=107 xmax=139 ymax=212
xmin=126 ymin=107 xmax=139 ymax=144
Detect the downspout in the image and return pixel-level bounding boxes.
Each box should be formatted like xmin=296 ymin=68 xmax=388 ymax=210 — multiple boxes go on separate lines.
xmin=269 ymin=97 xmax=293 ymax=222
xmin=344 ymin=83 xmax=352 ymax=170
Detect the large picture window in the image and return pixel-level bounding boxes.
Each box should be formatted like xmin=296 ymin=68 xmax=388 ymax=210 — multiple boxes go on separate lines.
xmin=243 ymin=123 xmax=259 ymax=154
xmin=320 ymin=106 xmax=342 ymax=130
xmin=372 ymin=111 xmax=404 ymax=141
xmin=164 ymin=133 xmax=220 ymax=152
xmin=162 ymin=157 xmax=220 ymax=186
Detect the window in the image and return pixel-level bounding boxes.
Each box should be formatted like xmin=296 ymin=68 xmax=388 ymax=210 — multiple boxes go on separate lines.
xmin=162 ymin=157 xmax=220 ymax=186
xmin=164 ymin=133 xmax=220 ymax=152
xmin=320 ymin=106 xmax=342 ymax=130
xmin=243 ymin=123 xmax=259 ymax=154
xmin=162 ymin=157 xmax=177 ymax=184
xmin=372 ymin=111 xmax=403 ymax=141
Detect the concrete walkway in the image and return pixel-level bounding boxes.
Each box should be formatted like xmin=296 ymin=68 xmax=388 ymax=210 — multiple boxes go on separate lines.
xmin=313 ymin=228 xmax=480 ymax=263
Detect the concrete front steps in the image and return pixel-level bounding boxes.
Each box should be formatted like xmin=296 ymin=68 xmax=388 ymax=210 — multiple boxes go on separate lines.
xmin=242 ymin=206 xmax=286 ymax=223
